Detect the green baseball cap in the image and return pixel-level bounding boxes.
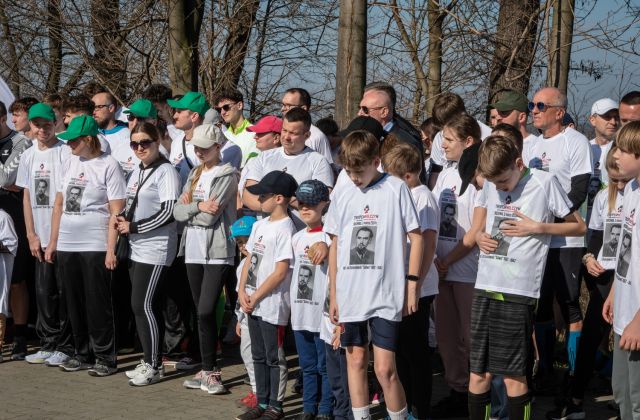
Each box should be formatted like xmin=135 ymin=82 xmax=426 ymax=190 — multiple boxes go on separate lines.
xmin=57 ymin=115 xmax=99 ymax=141
xmin=167 ymin=91 xmax=210 ymax=117
xmin=489 ymin=90 xmax=529 ymax=113
xmin=28 ymin=103 xmax=56 ymax=121
xmin=124 ymin=99 xmax=158 ymax=119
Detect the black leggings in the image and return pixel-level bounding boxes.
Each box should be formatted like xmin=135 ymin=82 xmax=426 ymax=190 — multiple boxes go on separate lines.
xmin=185 ymin=263 xmax=232 ymax=371
xmin=129 ymin=261 xmax=167 ymax=369
xmin=34 ymin=259 xmax=73 ymax=355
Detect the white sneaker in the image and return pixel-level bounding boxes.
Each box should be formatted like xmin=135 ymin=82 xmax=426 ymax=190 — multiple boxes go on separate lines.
xmin=26 ymin=350 xmax=54 ymax=364
xmin=44 ymin=351 xmax=70 ymax=366
xmin=128 ymin=362 xmax=161 ymax=386
xmin=126 ymin=360 xmax=165 ymax=379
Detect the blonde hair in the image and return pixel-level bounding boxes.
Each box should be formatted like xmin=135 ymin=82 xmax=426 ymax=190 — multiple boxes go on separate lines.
xmin=478 ymin=135 xmax=519 ymax=179
xmin=616 ymin=121 xmax=640 ymax=156
xmin=188 ymin=166 xmax=204 ymax=202
xmin=606 ymin=146 xmax=622 ymax=214
xmin=339 ymin=131 xmax=380 ymax=169
xmin=84 ymin=135 xmax=102 ymax=155
xmin=382 ymin=142 xmax=422 ymax=175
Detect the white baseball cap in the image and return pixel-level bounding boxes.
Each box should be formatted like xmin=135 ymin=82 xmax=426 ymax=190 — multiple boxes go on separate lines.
xmin=190 ymin=123 xmax=227 ymax=148
xmin=591 ymin=98 xmax=618 ymax=116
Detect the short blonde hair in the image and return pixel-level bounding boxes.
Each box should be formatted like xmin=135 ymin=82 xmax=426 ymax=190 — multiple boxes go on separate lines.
xmin=616 ymin=121 xmax=640 ymax=157
xmin=339 ymin=130 xmax=379 ymax=169
xmin=382 ymin=142 xmax=422 ymax=175
xmin=478 ymin=135 xmax=519 ymax=179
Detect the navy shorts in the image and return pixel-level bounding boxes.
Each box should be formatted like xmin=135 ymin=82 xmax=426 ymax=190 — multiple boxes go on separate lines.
xmin=341 ymin=317 xmax=400 ymax=352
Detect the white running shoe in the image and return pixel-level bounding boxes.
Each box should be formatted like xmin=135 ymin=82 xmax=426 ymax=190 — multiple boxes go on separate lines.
xmin=126 ymin=360 xmax=165 ymax=379
xmin=128 ymin=362 xmax=161 ymax=386
xmin=26 ymin=350 xmax=54 ymax=364
xmin=44 ymin=351 xmax=70 ymax=366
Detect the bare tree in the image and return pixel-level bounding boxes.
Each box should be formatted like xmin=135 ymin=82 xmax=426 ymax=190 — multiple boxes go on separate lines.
xmin=91 ymin=0 xmax=128 ymax=97
xmin=46 ymin=0 xmax=62 ymax=94
xmin=167 ymin=0 xmax=205 ymax=94
xmin=335 ymin=0 xmax=367 ymax=128
xmin=547 ymin=0 xmax=575 ymax=93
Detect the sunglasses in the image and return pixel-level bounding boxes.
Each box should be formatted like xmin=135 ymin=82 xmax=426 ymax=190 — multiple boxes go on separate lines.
xmin=214 ymin=103 xmax=236 ymax=113
xmin=127 ymin=114 xmax=144 ymax=122
xmin=130 ymin=139 xmax=155 ymax=150
xmin=359 ymin=105 xmax=385 ymax=115
xmin=93 ymin=104 xmax=111 ymax=110
xmin=528 ymin=102 xmax=562 ymax=112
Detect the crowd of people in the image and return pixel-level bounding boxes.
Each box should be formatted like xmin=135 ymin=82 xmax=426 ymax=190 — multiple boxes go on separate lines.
xmin=0 ymin=81 xmax=640 ymax=420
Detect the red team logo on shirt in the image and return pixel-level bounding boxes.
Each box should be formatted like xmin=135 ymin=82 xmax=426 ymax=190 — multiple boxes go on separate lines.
xmin=364 ymin=205 xmax=369 ymax=215
xmin=40 ymin=163 xmax=45 ymax=170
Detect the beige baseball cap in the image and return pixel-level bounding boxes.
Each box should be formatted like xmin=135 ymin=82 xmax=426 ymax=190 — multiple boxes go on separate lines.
xmin=190 ymin=123 xmax=227 ymax=148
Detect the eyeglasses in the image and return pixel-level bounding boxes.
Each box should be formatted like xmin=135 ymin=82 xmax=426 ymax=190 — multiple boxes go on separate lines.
xmin=94 ymin=104 xmax=111 ymax=110
xmin=214 ymin=103 xmax=237 ymax=113
xmin=281 ymin=103 xmax=303 ymax=111
xmin=528 ymin=102 xmax=563 ymax=112
xmin=359 ymin=105 xmax=385 ymax=115
xmin=129 ymin=139 xmax=155 ymax=150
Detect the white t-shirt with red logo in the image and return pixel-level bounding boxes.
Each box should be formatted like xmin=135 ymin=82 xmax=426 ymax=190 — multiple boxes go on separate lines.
xmin=409 ymin=185 xmax=440 ymax=297
xmin=589 ymin=188 xmax=624 ymax=270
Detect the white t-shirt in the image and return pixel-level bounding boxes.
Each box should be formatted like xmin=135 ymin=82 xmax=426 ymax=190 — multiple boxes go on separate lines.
xmin=245 ymin=216 xmax=296 ymax=326
xmin=589 ymin=188 xmax=624 ymax=270
xmin=235 ymin=258 xmax=247 ymax=323
xmin=57 ymin=153 xmax=126 ymax=252
xmin=15 ymin=141 xmax=70 ymax=248
xmin=527 ymin=128 xmax=593 ymax=248
xmin=522 ymin=134 xmax=539 ymax=167
xmin=590 ymin=139 xmax=613 ymax=187
xmin=220 ymin=140 xmax=242 ymax=170
xmin=324 ymin=174 xmax=420 ymax=322
xmin=430 ymin=120 xmax=492 ymax=166
xmin=410 ymin=185 xmax=440 ymax=297
xmin=306 ymin=125 xmax=334 ymax=164
xmin=432 ymin=163 xmax=480 ymax=283
xmin=170 ymin=135 xmax=240 ymax=186
xmin=248 ymin=146 xmax=334 ymax=188
xmin=125 ymin=162 xmax=181 ymax=266
xmin=290 ymin=228 xmax=331 ymax=332
xmin=475 ymin=169 xmax=573 ymax=298
xmin=183 ymin=166 xmax=234 ymax=265
xmin=613 ymin=179 xmax=640 ymax=335
xmin=223 ymin=124 xmax=259 ymax=168
xmin=167 ymin=124 xmax=184 ymax=142
xmin=100 ymin=124 xmax=130 ymax=155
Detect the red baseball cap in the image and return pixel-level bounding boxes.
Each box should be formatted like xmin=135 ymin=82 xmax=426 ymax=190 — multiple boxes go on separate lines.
xmin=247 ymin=116 xmax=283 ymax=134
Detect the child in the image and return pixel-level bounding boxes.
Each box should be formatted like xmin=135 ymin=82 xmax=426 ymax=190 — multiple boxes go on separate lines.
xmin=236 ymin=170 xmax=298 ymax=420
xmin=0 ymin=209 xmax=18 ymax=362
xmin=548 ymin=146 xmax=628 ymax=419
xmin=290 ymin=180 xmax=333 ymax=419
xmin=468 ymin=135 xmax=586 ymax=420
xmin=325 ymin=130 xmax=423 ymax=420
xmin=603 ymin=121 xmax=640 ymax=420
xmin=382 ymin=143 xmax=440 ymax=420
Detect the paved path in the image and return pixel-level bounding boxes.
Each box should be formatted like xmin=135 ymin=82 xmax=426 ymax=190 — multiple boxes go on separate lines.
xmin=0 ymin=341 xmax=619 ymax=419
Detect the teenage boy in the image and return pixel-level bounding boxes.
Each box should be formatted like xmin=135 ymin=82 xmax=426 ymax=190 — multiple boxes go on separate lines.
xmin=16 ymin=103 xmax=73 ymax=366
xmin=603 ymin=121 xmax=640 ymax=420
xmin=9 ymin=97 xmax=38 ymax=138
xmin=290 ymin=180 xmax=333 ymax=420
xmin=325 ymin=131 xmax=423 ymax=420
xmin=215 ymin=89 xmax=259 ymax=168
xmin=62 ymin=94 xmax=110 ymax=154
xmin=236 ymin=170 xmax=298 ymax=420
xmin=383 ymin=142 xmax=440 ymax=420
xmin=468 ymin=135 xmax=586 ymax=420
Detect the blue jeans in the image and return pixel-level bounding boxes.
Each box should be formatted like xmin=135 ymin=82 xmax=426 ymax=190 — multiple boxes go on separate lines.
xmin=294 ymin=330 xmax=333 ymax=415
xmin=325 ymin=343 xmax=353 ymax=420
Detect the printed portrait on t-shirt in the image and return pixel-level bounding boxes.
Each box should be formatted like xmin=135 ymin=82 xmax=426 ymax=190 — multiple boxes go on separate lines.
xmin=247 ymin=253 xmax=261 ymax=288
xmin=603 ymin=223 xmax=622 ymax=258
xmin=349 ymin=226 xmax=376 ymax=265
xmin=439 ymin=203 xmax=458 ymax=238
xmin=588 ymin=177 xmax=601 ymax=208
xmin=65 ymin=185 xmax=84 ymax=213
xmin=34 ymin=178 xmax=49 ymax=206
xmin=616 ymin=231 xmax=632 ymax=278
xmin=490 ymin=217 xmax=512 ymax=256
xmin=323 ymin=282 xmax=330 ymax=314
xmin=297 ymin=265 xmax=315 ymax=301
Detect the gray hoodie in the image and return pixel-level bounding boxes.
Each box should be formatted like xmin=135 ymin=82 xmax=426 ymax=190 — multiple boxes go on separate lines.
xmin=173 ymin=163 xmax=238 ymax=261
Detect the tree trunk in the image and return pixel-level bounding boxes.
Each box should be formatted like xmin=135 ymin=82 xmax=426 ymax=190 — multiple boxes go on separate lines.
xmin=547 ymin=0 xmax=574 ymax=93
xmin=487 ymin=0 xmax=540 ymax=104
xmin=216 ymin=0 xmax=261 ymax=93
xmin=91 ymin=0 xmax=127 ymax=99
xmin=46 ymin=0 xmax=62 ymax=94
xmin=249 ymin=0 xmax=273 ymax=118
xmin=0 ymin=0 xmax=20 ymax=97
xmin=426 ymin=0 xmax=445 ymax=117
xmin=335 ymin=0 xmax=367 ymax=129
xmin=166 ymin=0 xmax=205 ymax=94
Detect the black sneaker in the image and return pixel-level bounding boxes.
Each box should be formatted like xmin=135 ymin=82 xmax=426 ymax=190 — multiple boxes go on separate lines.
xmin=430 ymin=390 xmax=469 ymax=419
xmin=59 ymin=357 xmax=92 ymax=372
xmin=236 ymin=406 xmax=265 ymax=420
xmin=88 ymin=363 xmax=117 ymax=377
xmin=546 ymin=400 xmax=585 ymax=420
xmin=10 ymin=337 xmax=27 ymax=361
xmin=258 ymin=407 xmax=285 ymax=420
xmin=296 ymin=413 xmax=315 ymax=420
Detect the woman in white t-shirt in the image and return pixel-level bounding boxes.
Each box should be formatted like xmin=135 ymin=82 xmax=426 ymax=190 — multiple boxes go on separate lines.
xmin=45 ymin=115 xmax=126 ymax=377
xmin=114 ymin=123 xmax=181 ymax=386
xmin=173 ymin=123 xmax=238 ymax=395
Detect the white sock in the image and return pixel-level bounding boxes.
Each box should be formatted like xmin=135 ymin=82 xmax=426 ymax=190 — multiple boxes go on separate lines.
xmin=352 ymin=405 xmax=371 ymax=420
xmin=387 ymin=406 xmax=408 ymax=420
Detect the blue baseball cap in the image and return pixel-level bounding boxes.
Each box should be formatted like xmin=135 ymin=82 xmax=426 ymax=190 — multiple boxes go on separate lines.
xmin=295 ymin=180 xmax=330 ymax=206
xmin=231 ymin=216 xmax=257 ymax=238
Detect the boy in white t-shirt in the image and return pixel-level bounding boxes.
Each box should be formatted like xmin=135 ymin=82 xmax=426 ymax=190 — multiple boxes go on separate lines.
xmin=325 ymin=131 xmax=423 ymax=420
xmin=468 ymin=136 xmax=586 ymax=420
xmin=382 ymin=143 xmax=440 ymax=420
xmin=290 ymin=180 xmax=333 ymax=419
xmin=0 ymin=208 xmax=17 ymax=362
xmin=15 ymin=103 xmax=73 ymax=366
xmin=602 ymin=121 xmax=640 ymax=420
xmin=237 ymin=171 xmax=298 ymax=420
